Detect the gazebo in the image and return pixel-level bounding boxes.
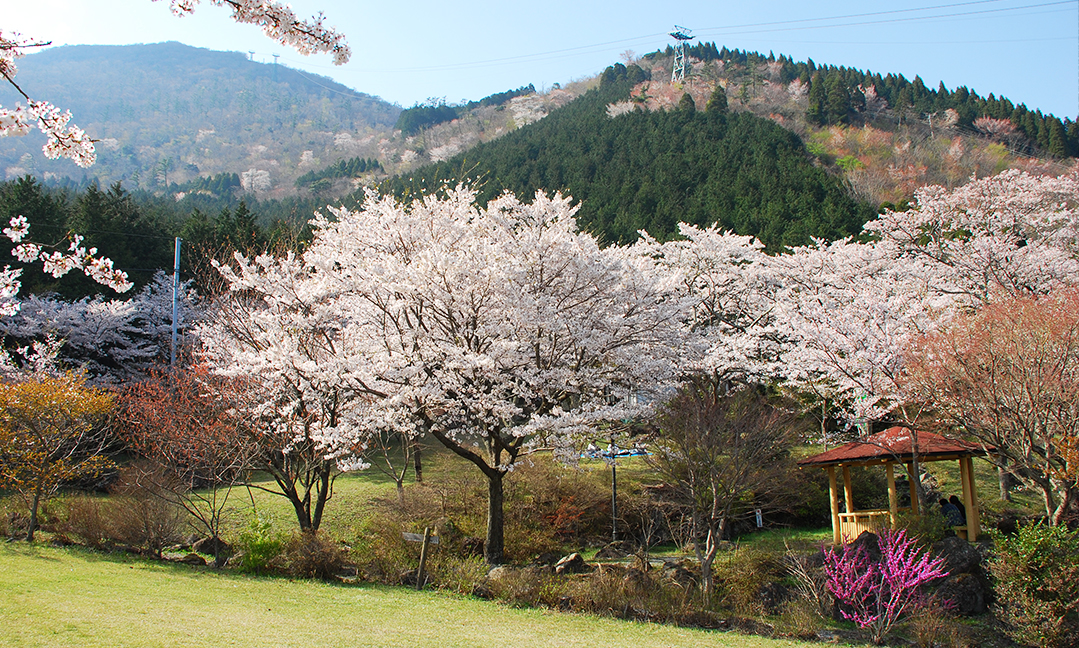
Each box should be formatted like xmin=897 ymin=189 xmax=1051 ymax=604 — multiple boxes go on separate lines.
xmin=798 ymin=427 xmax=990 ymax=544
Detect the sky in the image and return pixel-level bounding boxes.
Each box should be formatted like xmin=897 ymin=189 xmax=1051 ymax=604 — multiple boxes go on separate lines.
xmin=5 ymin=0 xmax=1078 ymax=118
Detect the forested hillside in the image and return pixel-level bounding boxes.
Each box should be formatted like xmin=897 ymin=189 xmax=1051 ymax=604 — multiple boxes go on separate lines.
xmin=379 ymin=65 xmax=874 ymax=249
xmin=0 ymin=42 xmax=400 ymax=195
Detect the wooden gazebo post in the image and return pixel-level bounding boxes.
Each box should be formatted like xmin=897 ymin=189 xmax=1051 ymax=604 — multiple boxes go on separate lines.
xmin=827 ymin=466 xmax=841 ymax=545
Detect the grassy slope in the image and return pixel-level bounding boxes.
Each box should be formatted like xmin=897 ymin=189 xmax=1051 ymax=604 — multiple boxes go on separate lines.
xmin=0 ymin=543 xmax=816 ymax=648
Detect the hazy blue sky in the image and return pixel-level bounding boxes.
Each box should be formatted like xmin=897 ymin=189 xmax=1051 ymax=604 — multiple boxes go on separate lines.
xmin=6 ymin=0 xmax=1078 ymax=117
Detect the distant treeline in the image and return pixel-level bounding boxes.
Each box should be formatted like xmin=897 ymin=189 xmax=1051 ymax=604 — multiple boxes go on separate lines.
xmin=657 ymin=43 xmax=1078 ymax=157
xmin=179 ymin=172 xmax=242 ymax=197
xmin=378 ymin=64 xmax=874 ymax=250
xmin=295 ymin=157 xmax=383 ymax=191
xmin=0 ymin=176 xmax=329 ymax=299
xmin=394 ymin=84 xmax=537 ymax=135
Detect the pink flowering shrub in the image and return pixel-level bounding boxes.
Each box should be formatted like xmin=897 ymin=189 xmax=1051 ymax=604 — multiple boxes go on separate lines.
xmin=824 ymin=529 xmax=948 ymax=644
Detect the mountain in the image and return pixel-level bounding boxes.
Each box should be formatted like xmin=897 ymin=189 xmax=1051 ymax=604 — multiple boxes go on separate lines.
xmin=0 ymin=42 xmax=400 ymax=196
xmin=378 ymin=65 xmax=874 ymax=250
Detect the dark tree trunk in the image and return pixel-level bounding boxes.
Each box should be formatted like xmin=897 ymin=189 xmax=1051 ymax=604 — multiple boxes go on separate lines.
xmin=310 ymin=461 xmax=331 ymax=531
xmin=485 ymin=472 xmax=505 ymax=565
xmin=413 ymin=443 xmax=423 ymax=484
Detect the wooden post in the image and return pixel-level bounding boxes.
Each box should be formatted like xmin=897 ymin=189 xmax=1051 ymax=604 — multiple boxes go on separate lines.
xmin=416 ymin=526 xmax=432 ymax=590
xmin=827 ymin=466 xmax=841 ymax=545
xmin=886 ymin=463 xmax=898 ymax=528
xmin=963 ymin=457 xmax=980 ymax=541
xmin=906 ymin=462 xmax=919 ymax=515
xmin=842 ymin=466 xmax=854 ymax=514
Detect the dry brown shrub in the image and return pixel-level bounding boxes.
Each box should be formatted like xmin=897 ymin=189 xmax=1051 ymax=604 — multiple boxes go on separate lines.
xmin=283 ymin=530 xmax=348 ymax=580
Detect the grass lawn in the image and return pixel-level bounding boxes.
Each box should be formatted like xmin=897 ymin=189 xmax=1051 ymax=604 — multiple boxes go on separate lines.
xmin=0 ymin=543 xmax=823 ymax=648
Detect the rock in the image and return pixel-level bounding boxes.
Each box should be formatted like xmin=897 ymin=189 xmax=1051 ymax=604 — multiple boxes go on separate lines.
xmin=486 ymin=566 xmax=514 ymax=582
xmin=847 ymin=531 xmax=881 ymax=562
xmin=192 ymin=536 xmax=231 ymax=558
xmin=935 ymin=573 xmax=989 ymax=616
xmin=554 ymin=552 xmax=590 ymax=575
xmin=178 ymin=552 xmax=206 ymax=566
xmin=932 ymin=536 xmax=983 ymax=575
xmin=593 ymin=542 xmax=627 ymax=559
xmin=531 ymin=551 xmax=561 ymax=567
xmin=660 ymin=561 xmax=697 ymax=588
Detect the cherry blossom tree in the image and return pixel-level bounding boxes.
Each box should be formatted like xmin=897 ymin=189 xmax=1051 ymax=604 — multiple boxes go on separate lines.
xmin=775 ymin=170 xmax=1079 ymax=422
xmin=0 ymin=271 xmax=199 ymax=381
xmin=636 ymin=224 xmax=785 ymax=388
xmin=203 ymin=187 xmax=686 ymax=562
xmin=865 ymin=170 xmax=1079 ymax=305
xmin=312 ymin=187 xmax=685 ymax=564
xmin=198 ymin=250 xmax=371 ymax=532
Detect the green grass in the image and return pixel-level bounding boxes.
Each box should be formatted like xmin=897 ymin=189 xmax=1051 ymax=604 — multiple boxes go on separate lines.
xmin=0 ymin=543 xmax=821 ymax=648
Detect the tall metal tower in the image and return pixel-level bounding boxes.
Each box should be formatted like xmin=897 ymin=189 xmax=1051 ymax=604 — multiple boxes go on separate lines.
xmin=669 ymin=25 xmax=695 ymax=83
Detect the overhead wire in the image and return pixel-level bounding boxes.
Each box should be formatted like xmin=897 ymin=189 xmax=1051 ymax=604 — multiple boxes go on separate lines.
xmin=270 ymin=0 xmax=1076 ymax=74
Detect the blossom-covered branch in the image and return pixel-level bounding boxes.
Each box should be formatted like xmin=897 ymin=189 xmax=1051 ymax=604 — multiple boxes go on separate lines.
xmin=0 ymin=215 xmax=133 ymax=317
xmin=0 ymin=31 xmax=96 ymax=167
xmin=160 ymin=0 xmax=351 ymax=64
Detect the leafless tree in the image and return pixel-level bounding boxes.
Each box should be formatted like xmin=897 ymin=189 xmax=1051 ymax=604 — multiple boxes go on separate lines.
xmin=648 ymin=382 xmax=799 ymax=605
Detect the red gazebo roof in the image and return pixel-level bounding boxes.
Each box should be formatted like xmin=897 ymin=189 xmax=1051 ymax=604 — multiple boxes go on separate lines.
xmin=798 ymin=427 xmax=991 ymax=468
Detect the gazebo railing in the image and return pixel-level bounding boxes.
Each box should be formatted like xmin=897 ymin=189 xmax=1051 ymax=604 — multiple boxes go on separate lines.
xmin=838 ymin=507 xmax=911 ymax=542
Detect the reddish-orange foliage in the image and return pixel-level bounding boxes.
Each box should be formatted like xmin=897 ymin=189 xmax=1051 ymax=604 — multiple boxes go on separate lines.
xmin=119 ymin=366 xmax=254 ymax=489
xmin=905 ymin=290 xmax=1079 ymax=524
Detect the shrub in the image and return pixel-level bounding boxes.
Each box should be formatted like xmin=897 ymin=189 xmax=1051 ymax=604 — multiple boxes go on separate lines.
xmin=283 ymin=530 xmax=348 ymax=580
xmin=990 ymin=522 xmax=1079 ymax=648
xmin=108 ymin=466 xmax=185 ymax=557
xmin=426 ymin=554 xmax=489 ymax=594
xmin=714 ymin=546 xmax=787 ymax=616
xmin=58 ymin=495 xmax=112 ymax=549
xmin=824 ymin=529 xmax=948 ymax=645
xmin=233 ymin=515 xmax=287 ymax=575
xmin=487 ymin=567 xmax=564 ymax=608
xmin=785 ymin=545 xmax=831 ymax=621
xmin=896 ymin=508 xmax=950 ymax=546
xmin=908 ymin=603 xmax=964 ymax=648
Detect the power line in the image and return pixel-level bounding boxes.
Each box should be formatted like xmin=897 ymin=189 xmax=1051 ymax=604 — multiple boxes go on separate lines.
xmin=272 ymin=0 xmax=1075 ymax=74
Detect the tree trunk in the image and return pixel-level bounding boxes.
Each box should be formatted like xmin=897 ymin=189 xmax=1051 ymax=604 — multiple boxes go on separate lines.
xmin=699 ymin=517 xmax=725 ymax=608
xmin=27 ymin=484 xmax=43 ymax=541
xmin=998 ymin=466 xmax=1013 ymax=502
xmin=309 ymin=461 xmax=331 ymax=531
xmin=413 ymin=443 xmax=423 ymax=484
xmin=395 ymin=480 xmax=405 ymax=505
xmin=485 ymin=472 xmax=505 ymax=565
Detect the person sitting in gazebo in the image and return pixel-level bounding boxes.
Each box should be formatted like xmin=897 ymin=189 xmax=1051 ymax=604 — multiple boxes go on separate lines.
xmin=949 ymin=495 xmax=967 ymax=521
xmin=940 ymin=498 xmax=963 ymax=526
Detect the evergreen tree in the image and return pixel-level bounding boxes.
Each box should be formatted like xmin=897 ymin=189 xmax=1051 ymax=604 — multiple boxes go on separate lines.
xmin=679 ymin=93 xmax=697 ymax=113
xmin=807 ymin=72 xmax=826 ymax=125
xmin=1047 ymin=119 xmax=1068 ymax=158
xmin=706 ymin=85 xmax=728 ymax=113
xmin=824 ymin=73 xmax=852 ymax=124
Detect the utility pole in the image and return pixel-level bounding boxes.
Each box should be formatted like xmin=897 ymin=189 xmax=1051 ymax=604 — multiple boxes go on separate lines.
xmin=610 ymin=435 xmax=619 ymax=543
xmin=170 ymin=237 xmax=181 ymax=367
